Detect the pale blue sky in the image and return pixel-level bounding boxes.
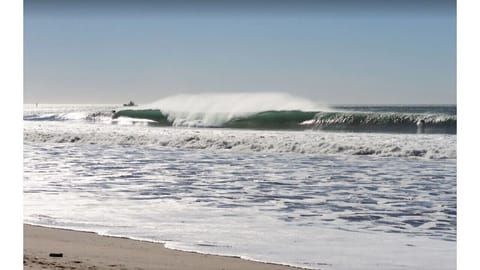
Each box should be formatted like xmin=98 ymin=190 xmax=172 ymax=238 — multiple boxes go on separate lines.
xmin=24 ymin=1 xmax=456 ymax=104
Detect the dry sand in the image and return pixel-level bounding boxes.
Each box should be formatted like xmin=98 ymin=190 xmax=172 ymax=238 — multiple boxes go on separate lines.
xmin=24 ymin=224 xmax=300 ymax=270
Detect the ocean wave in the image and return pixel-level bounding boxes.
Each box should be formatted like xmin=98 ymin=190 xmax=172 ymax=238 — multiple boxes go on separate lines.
xmin=24 ymin=108 xmax=456 ymax=134
xmin=111 ymin=109 xmax=456 ymax=134
xmin=308 ymin=111 xmax=456 ymax=133
xmin=24 ymin=122 xmax=456 ymax=160
xmin=23 ymin=96 xmax=456 ymax=134
xmin=24 ymin=111 xmax=115 ymax=122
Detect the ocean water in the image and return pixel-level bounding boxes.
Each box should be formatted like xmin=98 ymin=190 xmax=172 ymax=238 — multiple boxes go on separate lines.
xmin=23 ymin=98 xmax=456 ymax=270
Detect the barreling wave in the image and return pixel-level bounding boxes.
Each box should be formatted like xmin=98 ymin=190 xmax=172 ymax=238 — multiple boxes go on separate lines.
xmin=113 ymin=93 xmax=325 ymax=128
xmin=112 ymin=109 xmax=456 ymax=134
xmin=112 ymin=109 xmax=171 ymax=125
xmin=112 ymin=109 xmax=320 ymax=129
xmin=23 ymin=95 xmax=456 ymax=134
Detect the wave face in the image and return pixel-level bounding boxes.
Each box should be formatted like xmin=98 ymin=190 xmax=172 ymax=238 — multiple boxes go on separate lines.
xmin=225 ymin=110 xmax=318 ymax=129
xmin=113 ymin=109 xmax=170 ymax=125
xmin=108 ymin=94 xmax=456 ymax=133
xmin=112 ymin=109 xmax=456 ymax=134
xmin=308 ymin=111 xmax=456 ymax=134
xmin=113 ymin=109 xmax=320 ymax=129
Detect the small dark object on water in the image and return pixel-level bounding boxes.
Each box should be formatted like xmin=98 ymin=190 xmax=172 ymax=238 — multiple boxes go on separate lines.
xmin=49 ymin=253 xmax=63 ymax=257
xmin=123 ymin=101 xmax=136 ymax=107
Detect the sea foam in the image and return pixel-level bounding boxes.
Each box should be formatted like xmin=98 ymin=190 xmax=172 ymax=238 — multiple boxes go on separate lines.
xmin=24 ymin=121 xmax=456 ymax=160
xmin=141 ymin=93 xmax=326 ymax=127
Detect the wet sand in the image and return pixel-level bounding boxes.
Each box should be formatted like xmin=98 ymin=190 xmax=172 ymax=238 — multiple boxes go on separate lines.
xmin=24 ymin=224 xmax=300 ymax=270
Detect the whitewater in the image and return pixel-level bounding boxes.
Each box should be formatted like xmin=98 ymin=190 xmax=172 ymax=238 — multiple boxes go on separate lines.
xmin=23 ymin=94 xmax=456 ymax=270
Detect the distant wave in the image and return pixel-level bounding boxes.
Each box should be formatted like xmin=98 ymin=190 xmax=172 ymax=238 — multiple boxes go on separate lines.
xmin=112 ymin=109 xmax=456 ymax=134
xmin=112 ymin=109 xmax=319 ymax=129
xmin=23 ymin=108 xmax=456 ymax=134
xmin=24 ymin=111 xmax=115 ymax=122
xmin=307 ymin=111 xmax=456 ymax=134
xmin=22 ymin=94 xmax=456 ymax=134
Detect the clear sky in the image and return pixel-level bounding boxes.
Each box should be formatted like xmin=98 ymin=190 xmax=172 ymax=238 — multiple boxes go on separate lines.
xmin=24 ymin=0 xmax=456 ymax=104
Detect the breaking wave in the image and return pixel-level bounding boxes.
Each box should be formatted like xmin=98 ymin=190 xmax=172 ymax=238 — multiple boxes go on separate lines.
xmin=108 ymin=93 xmax=456 ymax=133
xmin=23 ymin=94 xmax=456 ymax=134
xmin=24 ymin=121 xmax=456 ymax=160
xmin=112 ymin=109 xmax=456 ymax=134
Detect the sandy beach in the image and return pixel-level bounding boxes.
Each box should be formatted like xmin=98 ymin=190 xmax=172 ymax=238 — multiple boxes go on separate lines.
xmin=24 ymin=224 xmax=299 ymax=270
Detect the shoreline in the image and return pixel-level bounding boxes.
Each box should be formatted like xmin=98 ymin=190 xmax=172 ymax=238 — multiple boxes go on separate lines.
xmin=24 ymin=224 xmax=303 ymax=270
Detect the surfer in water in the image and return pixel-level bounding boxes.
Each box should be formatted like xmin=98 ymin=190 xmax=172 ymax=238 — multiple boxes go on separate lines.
xmin=417 ymin=119 xmax=426 ymax=133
